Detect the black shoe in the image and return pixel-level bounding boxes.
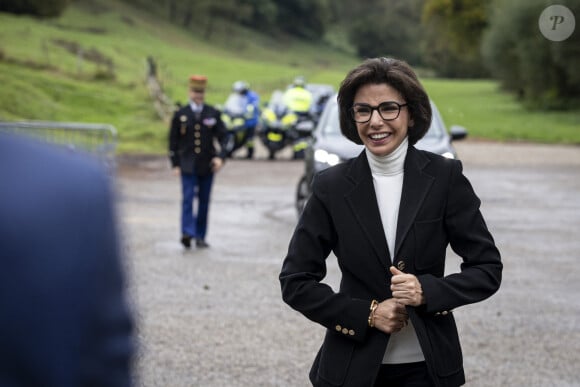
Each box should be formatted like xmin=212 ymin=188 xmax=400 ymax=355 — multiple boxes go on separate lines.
xmin=196 ymin=238 xmax=209 ymax=248
xmin=180 ymin=235 xmax=192 ymax=249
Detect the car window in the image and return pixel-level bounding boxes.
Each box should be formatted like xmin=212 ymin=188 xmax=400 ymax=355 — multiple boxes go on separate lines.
xmin=320 ymin=103 xmax=341 ymax=136
xmin=429 ymin=103 xmax=447 ymax=138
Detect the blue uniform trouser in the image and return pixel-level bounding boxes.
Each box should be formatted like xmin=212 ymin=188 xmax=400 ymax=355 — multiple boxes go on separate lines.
xmin=180 ymin=172 xmax=214 ymax=240
xmin=246 ymin=125 xmax=256 ymax=151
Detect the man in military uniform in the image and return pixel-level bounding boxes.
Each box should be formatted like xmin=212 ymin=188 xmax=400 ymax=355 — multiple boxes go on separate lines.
xmin=168 ymin=75 xmax=228 ymax=249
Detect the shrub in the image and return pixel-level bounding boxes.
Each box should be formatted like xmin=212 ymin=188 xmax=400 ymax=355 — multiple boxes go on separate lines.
xmin=0 ymin=0 xmax=71 ymax=18
xmin=481 ymin=0 xmax=580 ymax=109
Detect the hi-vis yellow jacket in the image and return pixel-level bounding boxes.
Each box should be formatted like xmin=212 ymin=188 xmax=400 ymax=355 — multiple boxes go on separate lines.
xmin=283 ymin=87 xmax=313 ymax=114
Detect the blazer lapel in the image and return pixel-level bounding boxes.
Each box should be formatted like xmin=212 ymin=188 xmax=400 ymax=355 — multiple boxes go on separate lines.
xmin=344 ymin=151 xmax=391 ymax=268
xmin=394 ymin=146 xmax=434 ymax=258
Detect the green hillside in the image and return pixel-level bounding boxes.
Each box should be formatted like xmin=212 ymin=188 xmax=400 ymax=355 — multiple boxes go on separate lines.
xmin=1 ymin=0 xmax=579 ymax=153
xmin=0 ymin=0 xmax=358 ymax=153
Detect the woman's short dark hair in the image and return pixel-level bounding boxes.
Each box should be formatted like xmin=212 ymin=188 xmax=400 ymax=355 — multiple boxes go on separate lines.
xmin=337 ymin=57 xmax=432 ymax=145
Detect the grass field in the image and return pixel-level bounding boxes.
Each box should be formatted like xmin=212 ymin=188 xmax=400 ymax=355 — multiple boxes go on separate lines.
xmin=1 ymin=0 xmax=578 ymax=153
xmin=423 ymin=79 xmax=580 ymax=144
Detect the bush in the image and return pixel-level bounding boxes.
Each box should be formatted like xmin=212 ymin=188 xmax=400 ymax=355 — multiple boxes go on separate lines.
xmin=421 ymin=0 xmax=490 ymax=78
xmin=481 ymin=0 xmax=580 ymax=109
xmin=0 ymin=0 xmax=71 ymax=17
xmin=347 ymin=0 xmax=424 ymax=66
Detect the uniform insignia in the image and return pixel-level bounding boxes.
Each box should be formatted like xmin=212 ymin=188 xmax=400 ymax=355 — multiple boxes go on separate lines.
xmin=180 ymin=115 xmax=188 ymax=122
xmin=203 ymin=117 xmax=216 ymax=127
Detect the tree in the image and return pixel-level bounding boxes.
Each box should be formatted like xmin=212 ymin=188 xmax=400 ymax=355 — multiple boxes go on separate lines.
xmin=0 ymin=0 xmax=71 ymax=17
xmin=117 ymin=0 xmax=329 ymax=41
xmin=481 ymin=0 xmax=580 ymax=109
xmin=347 ymin=0 xmax=424 ymax=65
xmin=422 ymin=0 xmax=489 ymax=77
xmin=203 ymin=0 xmax=254 ymax=39
xmin=239 ymin=0 xmax=278 ymax=32
xmin=272 ymin=0 xmax=330 ymax=40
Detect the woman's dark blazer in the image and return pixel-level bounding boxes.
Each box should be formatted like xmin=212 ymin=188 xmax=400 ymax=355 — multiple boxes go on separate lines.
xmin=279 ymin=145 xmax=502 ymax=387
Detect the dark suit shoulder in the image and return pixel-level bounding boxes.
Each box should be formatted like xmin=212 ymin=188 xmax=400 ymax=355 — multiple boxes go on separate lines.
xmin=313 ymin=157 xmax=354 ymax=188
xmin=417 ymin=147 xmax=457 ymax=163
xmin=170 ymin=106 xmax=192 ymax=126
xmin=173 ymin=104 xmax=192 ymax=117
xmin=408 ymin=146 xmax=461 ymax=175
xmin=203 ymin=104 xmax=222 ymax=116
xmin=310 ymin=156 xmax=364 ymax=206
xmin=318 ymin=158 xmax=352 ymax=179
xmin=175 ymin=104 xmax=189 ymax=114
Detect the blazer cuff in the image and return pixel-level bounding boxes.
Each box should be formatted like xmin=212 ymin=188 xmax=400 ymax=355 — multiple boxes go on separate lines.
xmin=416 ymin=273 xmax=448 ymax=315
xmin=169 ymin=152 xmax=179 ymax=167
xmin=329 ymin=298 xmax=372 ymax=343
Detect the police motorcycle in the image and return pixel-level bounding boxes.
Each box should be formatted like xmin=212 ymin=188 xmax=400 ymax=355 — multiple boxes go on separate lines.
xmin=220 ymin=91 xmax=255 ymax=158
xmin=290 ymin=112 xmax=316 ymax=159
xmin=259 ymin=90 xmax=295 ymax=160
xmin=259 ymin=90 xmax=316 ymax=160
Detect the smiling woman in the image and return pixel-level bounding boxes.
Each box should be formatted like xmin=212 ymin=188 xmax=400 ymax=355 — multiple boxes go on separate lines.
xmin=280 ymin=57 xmax=502 ymax=387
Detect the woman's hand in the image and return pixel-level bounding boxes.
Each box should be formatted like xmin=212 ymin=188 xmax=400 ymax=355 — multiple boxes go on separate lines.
xmin=372 ymin=298 xmax=408 ymax=334
xmin=390 ymin=266 xmax=425 ymax=307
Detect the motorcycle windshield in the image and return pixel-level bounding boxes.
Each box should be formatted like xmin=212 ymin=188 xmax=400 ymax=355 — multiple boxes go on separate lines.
xmin=224 ymin=94 xmax=247 ymax=116
xmin=267 ymin=91 xmax=288 ymax=118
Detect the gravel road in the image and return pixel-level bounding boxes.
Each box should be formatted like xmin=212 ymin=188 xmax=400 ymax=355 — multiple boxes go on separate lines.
xmin=115 ymin=140 xmax=580 ymax=387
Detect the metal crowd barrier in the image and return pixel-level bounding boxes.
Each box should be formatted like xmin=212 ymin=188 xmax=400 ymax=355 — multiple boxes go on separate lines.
xmin=0 ymin=121 xmax=118 ymax=170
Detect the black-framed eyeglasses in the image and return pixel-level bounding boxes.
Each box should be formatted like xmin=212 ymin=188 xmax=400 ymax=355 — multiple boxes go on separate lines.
xmin=350 ymin=101 xmax=408 ymax=123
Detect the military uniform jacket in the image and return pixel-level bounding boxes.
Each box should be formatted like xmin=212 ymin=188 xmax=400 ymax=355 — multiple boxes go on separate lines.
xmin=169 ymin=103 xmax=227 ymax=175
xmin=279 ymin=146 xmax=502 ymax=387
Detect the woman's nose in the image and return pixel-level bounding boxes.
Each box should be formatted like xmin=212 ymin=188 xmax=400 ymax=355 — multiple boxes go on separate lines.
xmin=369 ymin=109 xmax=383 ymax=126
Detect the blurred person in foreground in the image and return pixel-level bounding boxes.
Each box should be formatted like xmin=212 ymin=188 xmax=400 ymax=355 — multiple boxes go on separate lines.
xmin=168 ymin=74 xmax=228 ymax=249
xmin=0 ymin=133 xmax=134 ymax=387
xmin=279 ymin=57 xmax=502 ymax=387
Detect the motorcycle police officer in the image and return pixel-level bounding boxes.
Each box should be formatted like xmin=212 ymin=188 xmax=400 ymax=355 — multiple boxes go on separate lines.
xmin=232 ymin=80 xmax=260 ymax=159
xmin=168 ymin=74 xmax=228 ymax=249
xmin=282 ymin=76 xmax=314 ymax=159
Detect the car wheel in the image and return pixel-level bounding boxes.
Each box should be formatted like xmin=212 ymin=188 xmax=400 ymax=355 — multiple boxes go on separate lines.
xmin=295 ymin=174 xmax=311 ymax=216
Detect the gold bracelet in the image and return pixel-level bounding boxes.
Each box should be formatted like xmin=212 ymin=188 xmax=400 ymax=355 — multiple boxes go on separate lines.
xmin=368 ymin=299 xmax=379 ymax=327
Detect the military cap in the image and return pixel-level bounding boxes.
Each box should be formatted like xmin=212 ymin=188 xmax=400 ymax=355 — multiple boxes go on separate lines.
xmin=189 ymin=75 xmax=207 ymax=91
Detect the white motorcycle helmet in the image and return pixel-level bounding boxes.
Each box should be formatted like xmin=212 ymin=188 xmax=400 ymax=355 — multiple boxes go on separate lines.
xmin=292 ymin=76 xmax=306 ymax=88
xmin=232 ymin=81 xmax=249 ymax=94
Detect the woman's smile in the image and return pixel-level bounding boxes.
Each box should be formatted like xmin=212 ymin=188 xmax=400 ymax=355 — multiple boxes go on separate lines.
xmin=368 ymin=131 xmax=392 ymax=142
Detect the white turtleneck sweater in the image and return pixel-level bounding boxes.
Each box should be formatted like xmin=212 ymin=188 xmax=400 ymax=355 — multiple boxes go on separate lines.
xmin=366 ymin=137 xmax=425 ymax=364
